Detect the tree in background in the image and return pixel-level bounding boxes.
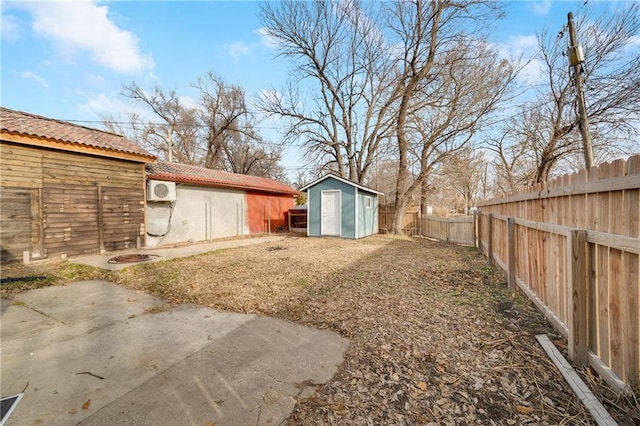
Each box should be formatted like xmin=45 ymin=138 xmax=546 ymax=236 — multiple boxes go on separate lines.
xmin=382 ymin=0 xmax=516 ymax=233
xmin=437 ymin=147 xmax=487 ymax=214
xmin=103 ymin=73 xmax=285 ymax=180
xmin=259 ymin=0 xmax=396 ymax=183
xmin=492 ymin=4 xmax=640 ymax=185
xmin=114 ymin=83 xmax=201 ymax=164
xmin=260 ymin=0 xmax=517 ymax=233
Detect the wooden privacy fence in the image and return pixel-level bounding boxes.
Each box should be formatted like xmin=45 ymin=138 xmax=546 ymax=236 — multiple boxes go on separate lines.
xmin=422 ymin=215 xmax=474 ymax=245
xmin=378 ymin=204 xmax=420 ymax=234
xmin=378 ymin=205 xmax=474 ymax=244
xmin=477 ymin=155 xmax=640 ymax=392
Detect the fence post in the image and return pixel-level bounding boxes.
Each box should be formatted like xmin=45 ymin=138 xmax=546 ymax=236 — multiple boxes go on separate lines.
xmin=477 ymin=212 xmax=482 ymax=254
xmin=507 ymin=217 xmax=516 ymax=291
xmin=472 ymin=211 xmax=477 ymax=248
xmin=568 ymin=229 xmax=588 ymax=366
xmin=487 ymin=213 xmax=493 ymax=266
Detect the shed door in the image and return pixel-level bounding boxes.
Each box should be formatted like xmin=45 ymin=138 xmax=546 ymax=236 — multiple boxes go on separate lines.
xmin=321 ymin=190 xmax=341 ymax=236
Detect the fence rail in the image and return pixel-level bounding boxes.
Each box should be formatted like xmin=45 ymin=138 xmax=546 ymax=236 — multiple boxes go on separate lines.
xmin=423 ymin=216 xmax=474 ymax=244
xmin=378 ymin=207 xmax=474 ymax=244
xmin=477 ymin=155 xmax=640 ymax=392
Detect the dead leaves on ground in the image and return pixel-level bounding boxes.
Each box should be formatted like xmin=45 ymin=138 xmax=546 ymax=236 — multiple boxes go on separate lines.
xmin=35 ymin=235 xmax=638 ymax=425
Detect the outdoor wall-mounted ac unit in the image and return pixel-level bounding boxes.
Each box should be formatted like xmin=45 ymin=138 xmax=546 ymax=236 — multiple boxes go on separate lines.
xmin=147 ymin=180 xmax=176 ymax=202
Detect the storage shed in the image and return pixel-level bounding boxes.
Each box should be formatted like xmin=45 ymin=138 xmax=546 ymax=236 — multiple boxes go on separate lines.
xmin=145 ymin=161 xmax=298 ymax=247
xmin=301 ymin=174 xmax=382 ymax=239
xmin=0 ymin=107 xmax=155 ymax=264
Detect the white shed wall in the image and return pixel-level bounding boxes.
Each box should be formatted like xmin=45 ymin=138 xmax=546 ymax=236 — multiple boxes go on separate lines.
xmin=146 ymin=184 xmax=247 ymax=247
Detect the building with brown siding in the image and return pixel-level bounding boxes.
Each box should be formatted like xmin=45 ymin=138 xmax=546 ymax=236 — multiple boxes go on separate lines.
xmin=0 ymin=107 xmax=156 ymax=264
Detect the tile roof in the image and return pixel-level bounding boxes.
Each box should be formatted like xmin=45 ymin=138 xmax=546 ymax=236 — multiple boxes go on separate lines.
xmin=0 ymin=107 xmax=154 ymax=160
xmin=146 ymin=161 xmax=299 ymax=195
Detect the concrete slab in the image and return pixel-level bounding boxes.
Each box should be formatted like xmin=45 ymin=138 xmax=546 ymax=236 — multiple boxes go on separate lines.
xmin=81 ymin=317 xmax=348 ymax=426
xmin=0 ymin=280 xmax=348 ymax=425
xmin=72 ymin=236 xmax=286 ymax=270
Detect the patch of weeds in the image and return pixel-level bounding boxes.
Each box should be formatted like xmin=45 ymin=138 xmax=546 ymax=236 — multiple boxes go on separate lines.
xmin=458 ymin=245 xmax=481 ymax=260
xmin=1 ymin=275 xmax=56 ymax=298
xmin=151 ymin=270 xmax=180 ymax=287
xmin=212 ymin=248 xmax=232 ymax=255
xmin=295 ymin=278 xmax=309 ymax=287
xmin=309 ymin=285 xmax=331 ymax=297
xmin=12 ymin=300 xmax=25 ymax=306
xmin=54 ymin=263 xmax=103 ymax=282
xmin=282 ymin=304 xmax=306 ymax=322
xmin=360 ymin=238 xmax=384 ymax=246
xmin=448 ymin=289 xmax=484 ymax=307
xmin=479 ymin=265 xmax=494 ymax=274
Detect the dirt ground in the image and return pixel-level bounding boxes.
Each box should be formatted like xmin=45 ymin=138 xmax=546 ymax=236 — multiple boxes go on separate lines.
xmin=2 ymin=234 xmax=639 ymax=424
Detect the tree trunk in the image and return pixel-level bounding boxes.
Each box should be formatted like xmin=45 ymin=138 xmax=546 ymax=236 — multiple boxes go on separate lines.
xmin=391 ymin=195 xmax=410 ymax=235
xmin=420 ymin=178 xmax=429 ymax=234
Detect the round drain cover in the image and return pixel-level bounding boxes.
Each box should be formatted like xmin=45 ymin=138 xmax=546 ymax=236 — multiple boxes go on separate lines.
xmin=107 ymin=254 xmax=160 ymax=264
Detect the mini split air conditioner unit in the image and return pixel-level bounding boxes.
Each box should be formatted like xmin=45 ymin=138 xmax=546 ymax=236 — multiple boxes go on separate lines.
xmin=147 ymin=180 xmax=176 ymax=202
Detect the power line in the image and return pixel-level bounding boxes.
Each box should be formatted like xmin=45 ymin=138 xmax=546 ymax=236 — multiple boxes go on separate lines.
xmin=66 ymin=118 xmax=287 ymax=131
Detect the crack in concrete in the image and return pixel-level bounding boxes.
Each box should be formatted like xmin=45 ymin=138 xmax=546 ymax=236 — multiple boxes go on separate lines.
xmin=23 ymin=304 xmax=69 ymax=326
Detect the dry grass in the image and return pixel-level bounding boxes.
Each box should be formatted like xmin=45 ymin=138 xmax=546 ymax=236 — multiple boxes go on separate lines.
xmin=2 ymin=234 xmax=638 ymax=424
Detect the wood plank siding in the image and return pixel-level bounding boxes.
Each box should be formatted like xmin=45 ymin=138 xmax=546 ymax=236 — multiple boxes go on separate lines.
xmin=1 ymin=142 xmax=146 ymax=262
xmin=476 ymin=155 xmax=640 ymax=391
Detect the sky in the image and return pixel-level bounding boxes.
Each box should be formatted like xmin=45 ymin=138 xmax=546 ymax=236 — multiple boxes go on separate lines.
xmin=1 ymin=0 xmax=634 ymax=174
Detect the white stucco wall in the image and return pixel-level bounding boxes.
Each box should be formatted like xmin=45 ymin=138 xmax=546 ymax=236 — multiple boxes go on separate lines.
xmin=146 ymin=184 xmax=248 ymax=247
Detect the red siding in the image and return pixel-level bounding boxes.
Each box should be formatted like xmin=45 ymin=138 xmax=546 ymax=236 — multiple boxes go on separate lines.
xmin=246 ymin=192 xmax=294 ymax=233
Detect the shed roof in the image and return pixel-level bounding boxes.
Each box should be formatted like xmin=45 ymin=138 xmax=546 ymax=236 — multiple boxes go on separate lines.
xmin=300 ymin=173 xmax=383 ymax=195
xmin=147 ymin=161 xmax=299 ymax=195
xmin=0 ymin=107 xmax=155 ymax=162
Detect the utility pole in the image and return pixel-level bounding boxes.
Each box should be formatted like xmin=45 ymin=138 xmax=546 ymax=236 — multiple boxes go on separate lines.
xmin=567 ymin=12 xmax=594 ymax=169
xmin=166 ymin=125 xmax=173 ymax=162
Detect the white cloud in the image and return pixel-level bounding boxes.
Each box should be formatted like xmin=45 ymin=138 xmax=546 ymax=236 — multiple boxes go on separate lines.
xmin=492 ymin=35 xmax=545 ymax=85
xmin=227 ymin=41 xmax=252 ymax=59
xmin=21 ymin=71 xmax=49 ymax=89
xmin=255 ymin=27 xmax=278 ymax=49
xmin=518 ymin=60 xmax=546 ymax=85
xmin=178 ymin=96 xmax=201 ymax=111
xmin=78 ymin=92 xmax=153 ymax=121
xmin=1 ymin=13 xmax=20 ymax=42
xmin=491 ymin=34 xmax=538 ymax=61
xmin=82 ymin=72 xmax=105 ymax=86
xmin=25 ymin=0 xmax=153 ymax=74
xmin=532 ymin=0 xmax=552 ymax=16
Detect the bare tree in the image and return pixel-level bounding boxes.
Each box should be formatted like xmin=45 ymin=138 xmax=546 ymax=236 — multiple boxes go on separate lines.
xmin=121 ymin=82 xmax=200 ymax=163
xmin=485 ymin=108 xmax=544 ymax=194
xmin=193 ymin=72 xmax=250 ymax=169
xmin=101 ymin=111 xmax=146 ymax=147
xmin=503 ymin=4 xmax=640 ymax=184
xmin=438 ymin=147 xmax=486 ymax=214
xmin=364 ymin=157 xmax=400 ymax=205
xmin=260 ymin=0 xmax=516 ymax=233
xmin=115 ymin=72 xmax=285 ymax=179
xmin=223 ymin=122 xmax=286 ymax=179
xmin=258 ymin=0 xmax=395 ymax=183
xmin=387 ymin=0 xmax=516 ymax=233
